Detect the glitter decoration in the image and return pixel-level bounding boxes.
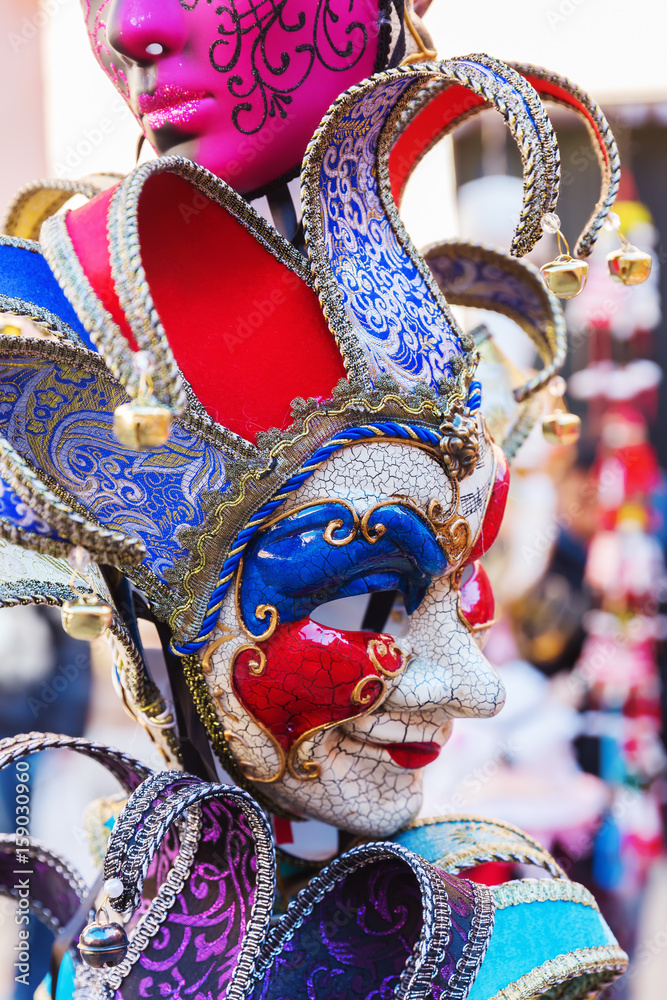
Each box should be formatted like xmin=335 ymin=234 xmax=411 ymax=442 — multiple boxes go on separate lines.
xmin=138 ymin=85 xmax=210 ymax=131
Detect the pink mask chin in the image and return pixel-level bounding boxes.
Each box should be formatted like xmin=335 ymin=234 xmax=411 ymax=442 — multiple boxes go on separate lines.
xmin=85 ymin=0 xmax=383 ymax=193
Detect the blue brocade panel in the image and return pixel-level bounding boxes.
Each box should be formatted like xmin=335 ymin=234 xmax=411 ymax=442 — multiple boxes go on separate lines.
xmin=318 ymin=78 xmax=464 ymax=389
xmin=0 ymin=357 xmax=229 ymax=582
xmin=0 ymin=475 xmax=63 ymax=540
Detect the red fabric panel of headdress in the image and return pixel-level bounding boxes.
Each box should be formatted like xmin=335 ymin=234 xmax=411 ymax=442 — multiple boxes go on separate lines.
xmin=67 ymin=174 xmax=346 ymax=440
xmin=521 ymin=75 xmax=609 ymax=167
xmin=389 ymin=73 xmax=610 ymax=204
xmin=389 ymin=85 xmax=485 ymax=203
xmin=67 ymin=188 xmax=138 ymax=347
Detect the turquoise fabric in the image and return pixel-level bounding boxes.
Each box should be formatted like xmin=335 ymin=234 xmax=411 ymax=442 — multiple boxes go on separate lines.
xmin=393 ymin=824 xmax=452 ymax=861
xmin=40 ymin=950 xmax=76 ymax=1000
xmin=55 ymin=953 xmax=77 ymax=1000
xmin=0 ymin=243 xmax=92 ymax=348
xmin=468 ymin=899 xmax=617 ymax=1000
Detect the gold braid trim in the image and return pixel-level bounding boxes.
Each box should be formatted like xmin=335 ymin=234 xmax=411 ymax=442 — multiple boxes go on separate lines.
xmin=181 ymin=653 xmax=298 ymax=820
xmin=491 ymin=879 xmax=599 ymax=912
xmin=487 ymin=946 xmax=628 ymax=1000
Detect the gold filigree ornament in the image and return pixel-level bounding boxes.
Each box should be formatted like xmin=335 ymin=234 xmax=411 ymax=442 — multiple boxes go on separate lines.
xmin=323 ymin=514 xmax=358 ymax=547
xmin=438 ymin=400 xmax=480 ymax=481
xmin=286 ymin=675 xmax=390 ymax=782
xmin=428 ymin=496 xmax=472 ymax=565
xmin=227 ymin=645 xmax=287 ymax=784
xmin=234 ymin=643 xmax=268 ymax=677
xmin=113 ymin=352 xmax=174 ymax=451
xmin=539 ymin=213 xmax=589 ymax=299
xmin=201 ymin=625 xmax=238 ymax=675
xmin=61 ymin=545 xmax=113 ymax=641
xmin=351 ymin=674 xmax=384 ymax=706
xmin=604 ymin=210 xmax=653 ymax=286
xmin=234 ymin=564 xmax=281 ymax=641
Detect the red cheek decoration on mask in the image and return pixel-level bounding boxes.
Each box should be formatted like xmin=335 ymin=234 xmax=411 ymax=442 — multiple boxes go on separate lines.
xmin=232 ymin=619 xmax=402 ymax=752
xmin=459 ymin=561 xmax=495 ymax=631
xmin=467 ymin=445 xmax=510 ymax=563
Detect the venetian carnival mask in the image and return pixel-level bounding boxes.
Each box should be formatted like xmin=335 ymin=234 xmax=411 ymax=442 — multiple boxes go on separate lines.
xmin=81 ymin=0 xmax=414 ymax=191
xmin=201 ymin=430 xmax=508 ymax=834
xmin=0 ymin=55 xmax=620 ymax=837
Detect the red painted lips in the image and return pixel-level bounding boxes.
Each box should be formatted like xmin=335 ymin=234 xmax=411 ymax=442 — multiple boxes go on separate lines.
xmin=366 ymin=740 xmax=442 ymax=769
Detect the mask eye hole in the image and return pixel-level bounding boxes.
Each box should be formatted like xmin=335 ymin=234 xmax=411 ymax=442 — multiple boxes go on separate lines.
xmin=310 ymin=590 xmax=409 ymax=637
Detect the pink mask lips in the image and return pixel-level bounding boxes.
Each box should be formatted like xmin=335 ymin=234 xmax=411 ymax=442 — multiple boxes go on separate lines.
xmin=365 ymin=740 xmax=443 ymax=770
xmin=138 ymin=85 xmax=210 ymax=130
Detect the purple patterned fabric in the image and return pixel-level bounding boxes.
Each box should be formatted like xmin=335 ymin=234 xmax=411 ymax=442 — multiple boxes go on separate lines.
xmin=252 ymin=859 xmax=424 ymax=1000
xmin=430 ymin=871 xmax=494 ymax=1000
xmin=0 ymin=839 xmax=84 ymax=931
xmin=0 ymin=737 xmax=496 ymax=1000
xmin=116 ymin=800 xmax=258 ymax=1000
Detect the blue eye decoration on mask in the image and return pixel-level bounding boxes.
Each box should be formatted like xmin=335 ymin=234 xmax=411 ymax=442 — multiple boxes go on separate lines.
xmin=238 ymin=500 xmax=449 ymax=637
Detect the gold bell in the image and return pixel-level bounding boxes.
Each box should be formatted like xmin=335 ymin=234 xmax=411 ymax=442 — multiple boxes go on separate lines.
xmin=603 ymin=209 xmax=653 ymax=286
xmin=113 ymin=401 xmax=173 ymax=451
xmin=607 ymin=245 xmax=653 ymax=286
xmin=542 ymin=412 xmax=581 ymax=446
xmin=539 ymin=213 xmax=588 ymax=299
xmin=542 ymin=376 xmax=581 ymax=447
xmin=61 ymin=594 xmax=113 ymax=641
xmin=540 ymin=255 xmax=589 ymax=299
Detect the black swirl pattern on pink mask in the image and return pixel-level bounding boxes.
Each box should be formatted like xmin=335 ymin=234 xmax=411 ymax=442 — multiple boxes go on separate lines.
xmin=180 ymin=0 xmax=373 ymax=135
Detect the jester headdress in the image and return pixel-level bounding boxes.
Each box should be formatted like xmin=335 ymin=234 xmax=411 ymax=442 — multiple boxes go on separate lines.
xmin=0 ymin=57 xmax=618 ymax=774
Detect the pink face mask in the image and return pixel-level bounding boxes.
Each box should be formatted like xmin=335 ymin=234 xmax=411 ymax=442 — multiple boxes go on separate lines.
xmin=82 ymin=0 xmax=386 ymax=192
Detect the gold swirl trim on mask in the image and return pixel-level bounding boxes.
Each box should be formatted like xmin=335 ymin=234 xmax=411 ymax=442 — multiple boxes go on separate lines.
xmin=286 ymin=678 xmax=389 ymax=782
xmin=232 ymin=489 xmax=471 ymax=639
xmin=260 ymin=493 xmax=468 ymax=566
xmin=209 ymin=681 xmax=240 ymax=724
xmin=359 ymin=506 xmax=387 ymax=544
xmin=227 ymin=644 xmax=286 ymax=784
xmin=322 ymin=499 xmax=360 ymax=547
xmin=367 ymin=638 xmax=405 ymax=679
xmin=221 ymin=730 xmax=267 ymax=783
xmin=233 ymin=561 xmax=280 ymax=641
xmin=351 ymin=674 xmax=384 ymax=706
xmin=427 ymin=490 xmax=472 ymax=566
xmin=201 ymin=625 xmax=238 ymax=675
xmin=233 ymin=643 xmax=268 ymax=677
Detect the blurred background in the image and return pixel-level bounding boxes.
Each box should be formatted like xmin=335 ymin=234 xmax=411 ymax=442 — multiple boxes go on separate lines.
xmin=0 ymin=0 xmax=666 ymax=997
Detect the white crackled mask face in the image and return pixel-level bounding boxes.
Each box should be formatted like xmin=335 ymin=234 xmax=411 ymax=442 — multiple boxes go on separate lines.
xmin=201 ymin=428 xmax=509 ymax=836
